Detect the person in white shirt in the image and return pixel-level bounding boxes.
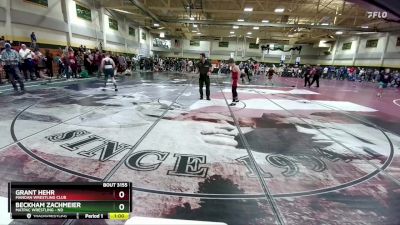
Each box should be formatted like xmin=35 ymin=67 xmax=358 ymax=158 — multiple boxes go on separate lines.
xmin=322 ymin=66 xmax=328 ymax=78
xmin=131 ymin=56 xmax=137 ymax=71
xmin=100 ymin=52 xmax=118 ymax=92
xmin=188 ymin=60 xmax=193 ymax=73
xmin=359 ymin=68 xmax=366 ymax=81
xmin=19 ymin=44 xmax=36 ymax=80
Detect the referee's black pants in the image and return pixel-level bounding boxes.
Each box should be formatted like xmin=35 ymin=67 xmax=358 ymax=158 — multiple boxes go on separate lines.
xmin=199 ymin=76 xmax=210 ymax=99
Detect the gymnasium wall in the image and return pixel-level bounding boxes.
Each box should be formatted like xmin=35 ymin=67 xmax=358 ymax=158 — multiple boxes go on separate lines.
xmin=154 ymin=34 xmax=400 ymax=68
xmin=0 ymin=0 xmax=148 ymax=54
xmin=155 ymin=40 xmax=324 ymax=65
xmin=321 ymin=33 xmax=400 ymax=67
xmin=0 ymin=0 xmax=399 ymax=67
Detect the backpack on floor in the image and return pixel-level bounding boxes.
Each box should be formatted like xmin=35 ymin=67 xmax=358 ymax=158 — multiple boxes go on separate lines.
xmin=80 ymin=70 xmax=89 ymax=78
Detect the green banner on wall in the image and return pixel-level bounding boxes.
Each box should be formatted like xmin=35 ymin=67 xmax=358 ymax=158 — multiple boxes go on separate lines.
xmin=129 ymin=27 xmax=135 ymax=36
xmin=25 ymin=0 xmax=48 ymax=7
xmin=109 ymin=18 xmax=118 ymax=30
xmin=249 ymin=43 xmax=259 ymax=49
xmin=275 ymin=44 xmax=284 ymax=50
xmin=219 ymin=42 xmax=229 ymax=47
xmin=366 ymin=39 xmax=378 ymax=48
xmin=342 ymin=42 xmax=352 ymax=50
xmin=190 ymin=40 xmax=200 ymax=46
xmin=76 ymin=4 xmax=91 ymax=21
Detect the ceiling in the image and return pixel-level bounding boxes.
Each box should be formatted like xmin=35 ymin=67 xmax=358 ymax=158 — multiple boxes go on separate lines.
xmin=95 ymin=0 xmax=400 ymax=44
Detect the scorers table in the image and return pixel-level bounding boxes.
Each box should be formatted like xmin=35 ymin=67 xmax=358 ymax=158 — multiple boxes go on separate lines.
xmin=8 ymin=182 xmax=131 ymax=220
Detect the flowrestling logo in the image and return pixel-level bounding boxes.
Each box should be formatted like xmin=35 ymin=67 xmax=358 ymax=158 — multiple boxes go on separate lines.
xmin=367 ymin=11 xmax=388 ymax=19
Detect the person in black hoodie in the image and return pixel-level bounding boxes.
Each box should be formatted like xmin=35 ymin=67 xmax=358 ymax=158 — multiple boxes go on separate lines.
xmin=309 ymin=64 xmax=322 ymax=88
xmin=303 ymin=65 xmax=311 ymax=87
xmin=243 ymin=63 xmax=252 ymax=83
xmin=44 ymin=49 xmax=53 ymax=79
xmin=377 ymin=70 xmax=391 ymax=97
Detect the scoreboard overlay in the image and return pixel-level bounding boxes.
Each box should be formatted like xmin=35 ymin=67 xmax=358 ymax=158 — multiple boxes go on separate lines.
xmin=8 ymin=182 xmax=131 ymax=220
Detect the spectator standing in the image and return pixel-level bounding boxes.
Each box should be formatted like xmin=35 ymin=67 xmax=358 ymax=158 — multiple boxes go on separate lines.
xmin=84 ymin=50 xmax=93 ymax=75
xmin=244 ymin=63 xmax=252 ymax=83
xmin=359 ymin=68 xmax=365 ymax=81
xmin=33 ymin=49 xmax=43 ymax=79
xmin=68 ymin=50 xmax=78 ymax=79
xmin=188 ymin=59 xmax=193 ymax=72
xmin=19 ymin=44 xmax=36 ymax=81
xmin=348 ymin=67 xmax=355 ymax=81
xmin=117 ymin=55 xmax=127 ymax=74
xmin=55 ymin=53 xmax=64 ymax=78
xmin=266 ymin=66 xmax=275 ymax=86
xmin=61 ymin=50 xmax=70 ymax=79
xmin=0 ymin=36 xmax=5 ymax=49
xmin=377 ymin=70 xmax=391 ymax=97
xmin=309 ymin=65 xmax=322 ymax=88
xmin=181 ymin=59 xmax=186 ymax=72
xmin=30 ymin=32 xmax=37 ymax=49
xmin=131 ymin=56 xmax=137 ymax=71
xmin=373 ymin=69 xmax=380 ymax=82
xmin=304 ymin=65 xmax=312 ymax=87
xmin=0 ymin=43 xmax=24 ymax=92
xmin=94 ymin=50 xmax=101 ymax=76
xmin=126 ymin=56 xmax=132 ymax=72
xmin=34 ymin=49 xmax=51 ymax=81
xmin=322 ymin=66 xmax=328 ymax=78
xmin=366 ymin=68 xmax=373 ymax=81
xmin=76 ymin=51 xmax=84 ymax=75
xmin=394 ymin=71 xmax=400 ymax=88
xmin=44 ymin=49 xmax=53 ymax=78
xmin=328 ymin=66 xmax=335 ymax=79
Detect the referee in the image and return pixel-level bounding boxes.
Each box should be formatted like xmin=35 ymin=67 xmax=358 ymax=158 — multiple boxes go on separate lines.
xmin=197 ymin=53 xmax=212 ymax=100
